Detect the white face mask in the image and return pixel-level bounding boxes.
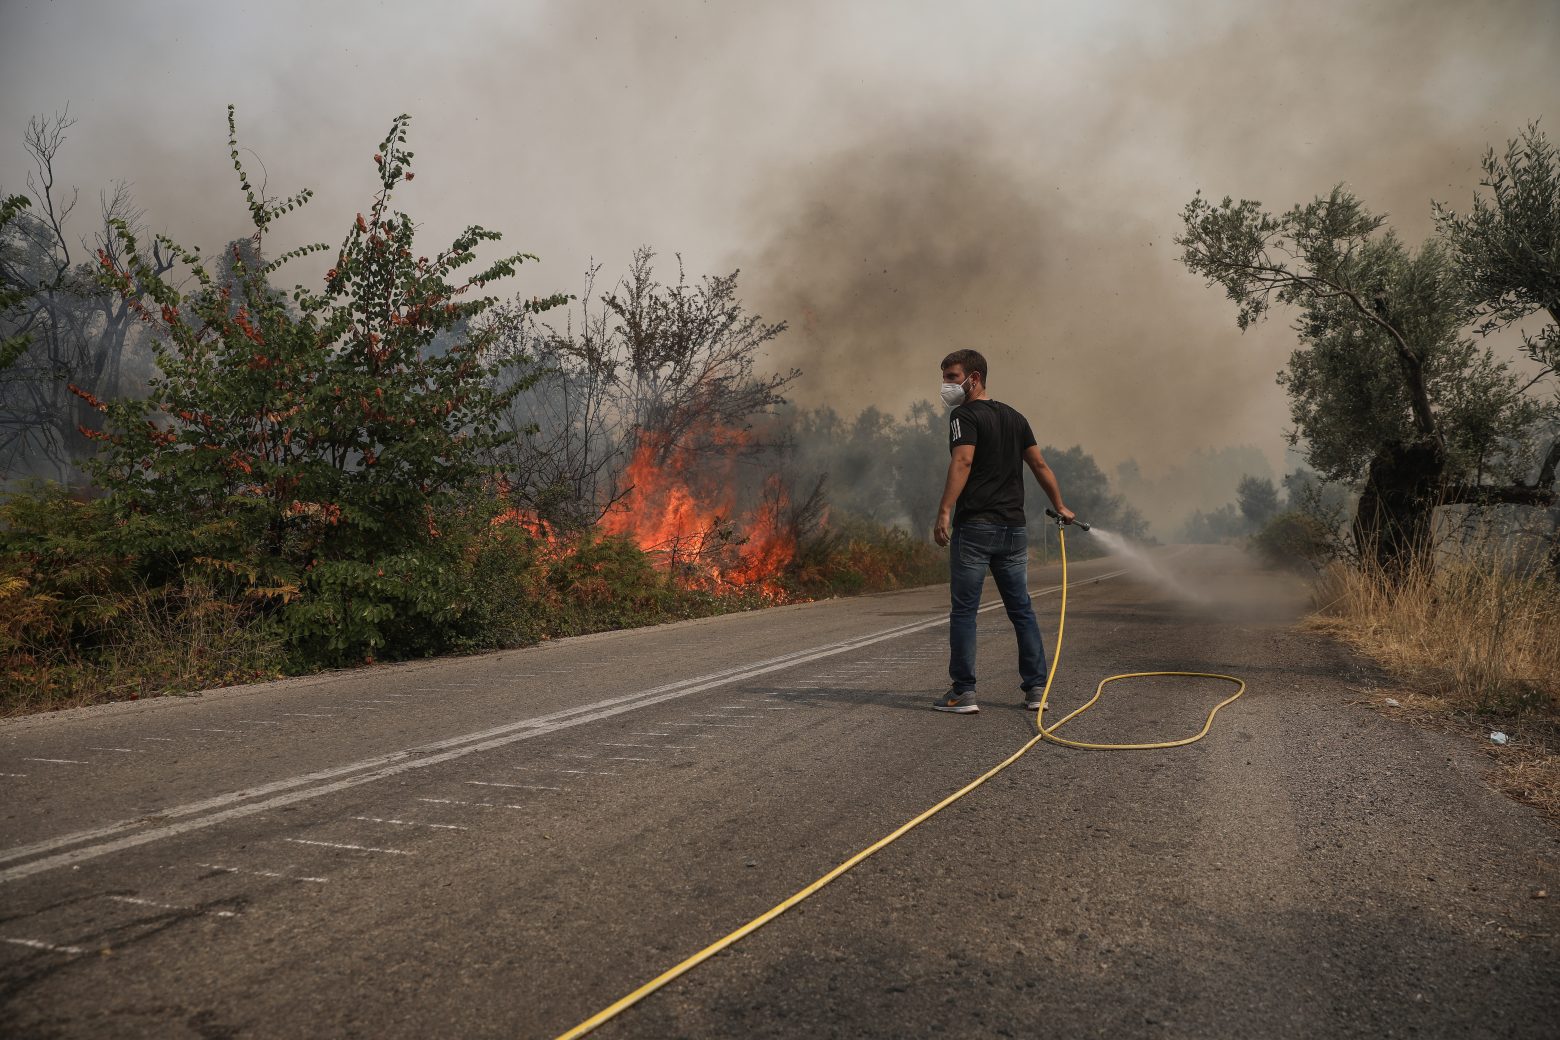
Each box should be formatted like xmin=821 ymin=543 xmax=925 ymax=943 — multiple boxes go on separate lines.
xmin=940 ymin=378 xmax=969 ymax=408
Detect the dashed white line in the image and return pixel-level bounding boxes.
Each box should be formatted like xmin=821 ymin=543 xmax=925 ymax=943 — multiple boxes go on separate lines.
xmin=692 ymin=713 xmax=760 ymax=719
xmin=597 ymin=743 xmax=665 ymax=749
xmin=22 ymin=758 xmax=87 ymax=765
xmin=0 ymin=563 xmax=1142 ymax=885
xmin=195 ymin=863 xmax=327 ymax=883
xmin=191 ymin=728 xmax=241 ymax=733
xmin=235 ymin=721 xmax=282 ymax=726
xmin=629 ymin=732 xmax=672 ymax=737
xmin=667 ymin=722 xmax=753 ymax=728
xmin=350 ymin=816 xmax=468 ymax=830
xmin=544 ymin=769 xmax=621 ymax=776
xmin=0 ymin=772 xmax=27 ymax=778
xmin=465 ymin=780 xmax=565 ymax=792
xmin=417 ymin=798 xmax=527 ymax=810
xmin=277 ymin=714 xmax=334 ymax=719
xmin=2 ymin=936 xmax=84 ymax=955
xmin=607 ymin=756 xmax=654 ymax=762
xmin=109 ymin=895 xmax=238 ymax=918
xmin=141 ymin=736 xmax=178 ymax=742
xmin=87 ymin=747 xmax=144 ymax=753
xmin=284 ymin=838 xmax=411 ymax=855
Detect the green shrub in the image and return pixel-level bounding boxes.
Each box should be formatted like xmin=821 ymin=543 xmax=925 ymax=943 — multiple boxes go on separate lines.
xmin=1251 ymin=510 xmax=1334 ymax=571
xmin=0 ymin=483 xmax=286 ymax=715
xmin=79 ymin=109 xmax=564 ymax=666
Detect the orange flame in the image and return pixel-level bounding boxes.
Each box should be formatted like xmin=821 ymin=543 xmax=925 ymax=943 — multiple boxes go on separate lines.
xmin=600 ymin=430 xmax=795 ymax=599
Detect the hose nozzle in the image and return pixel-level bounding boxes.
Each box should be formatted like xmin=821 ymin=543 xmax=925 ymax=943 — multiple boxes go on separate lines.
xmin=1045 ymin=508 xmax=1090 ymax=532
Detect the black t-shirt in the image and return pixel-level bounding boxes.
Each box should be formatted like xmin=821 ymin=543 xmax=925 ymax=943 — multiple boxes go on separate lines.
xmin=948 ymin=399 xmax=1037 ymax=525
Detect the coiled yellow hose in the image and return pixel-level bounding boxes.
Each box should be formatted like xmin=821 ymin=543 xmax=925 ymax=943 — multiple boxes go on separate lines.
xmin=554 ymin=527 xmax=1246 ymax=1039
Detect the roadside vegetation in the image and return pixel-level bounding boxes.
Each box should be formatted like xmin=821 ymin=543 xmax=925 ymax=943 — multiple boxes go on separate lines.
xmin=0 ymin=108 xmax=990 ymax=717
xmin=1179 ymin=122 xmax=1560 ymax=816
xmin=1309 ymin=542 xmax=1559 ymax=819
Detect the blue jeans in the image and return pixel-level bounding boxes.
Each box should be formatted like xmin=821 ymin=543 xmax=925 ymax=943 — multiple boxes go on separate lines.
xmin=948 ymin=522 xmax=1047 ymax=694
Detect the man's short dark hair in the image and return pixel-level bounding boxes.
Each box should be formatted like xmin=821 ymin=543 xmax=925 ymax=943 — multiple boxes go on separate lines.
xmin=941 ymin=349 xmax=988 ymax=383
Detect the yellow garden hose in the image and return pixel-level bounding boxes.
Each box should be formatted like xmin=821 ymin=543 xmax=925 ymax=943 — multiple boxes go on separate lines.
xmin=553 ymin=527 xmax=1246 ymax=1039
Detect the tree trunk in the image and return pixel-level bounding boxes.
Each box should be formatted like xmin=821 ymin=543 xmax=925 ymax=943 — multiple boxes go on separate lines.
xmin=1352 ymin=438 xmax=1447 ymax=577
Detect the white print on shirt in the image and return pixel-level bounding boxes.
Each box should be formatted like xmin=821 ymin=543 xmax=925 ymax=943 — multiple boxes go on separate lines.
xmin=950 ymin=418 xmax=961 ymax=441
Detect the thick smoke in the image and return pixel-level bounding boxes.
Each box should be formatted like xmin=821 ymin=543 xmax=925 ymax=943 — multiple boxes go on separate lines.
xmin=740 ymin=127 xmax=1278 ymax=473
xmin=732 ymin=0 xmax=1557 ymax=524
xmin=1 ymin=0 xmax=1554 ymax=528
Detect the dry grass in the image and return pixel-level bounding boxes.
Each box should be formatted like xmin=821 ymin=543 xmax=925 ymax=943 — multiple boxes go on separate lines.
xmin=1308 ymin=548 xmax=1560 ymax=821
xmin=2 ymin=580 xmax=286 ymax=718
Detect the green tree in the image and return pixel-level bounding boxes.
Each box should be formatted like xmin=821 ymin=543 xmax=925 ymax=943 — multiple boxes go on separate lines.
xmin=82 ymin=107 xmax=565 ymax=664
xmin=0 ymin=194 xmax=33 ymax=371
xmin=1236 ymin=474 xmax=1280 ymax=528
xmin=1029 ymin=444 xmax=1148 ymax=543
xmin=1435 ymin=122 xmax=1560 ymax=394
xmin=1177 ymin=185 xmax=1555 ymax=573
xmin=0 ymin=112 xmax=170 ymax=481
xmin=1434 ymin=122 xmax=1560 ymax=536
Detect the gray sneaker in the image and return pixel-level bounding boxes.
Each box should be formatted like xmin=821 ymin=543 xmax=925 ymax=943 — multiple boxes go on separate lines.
xmin=932 ymin=688 xmax=980 ymax=714
xmin=1021 ymin=688 xmax=1044 ymax=710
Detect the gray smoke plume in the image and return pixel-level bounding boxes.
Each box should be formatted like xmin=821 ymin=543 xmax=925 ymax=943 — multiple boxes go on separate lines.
xmin=2 ymin=0 xmax=1554 ymax=524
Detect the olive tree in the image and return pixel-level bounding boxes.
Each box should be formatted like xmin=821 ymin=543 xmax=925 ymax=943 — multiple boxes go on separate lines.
xmin=1177 ymin=185 xmax=1556 ymax=573
xmin=1435 ymin=122 xmax=1560 ymax=396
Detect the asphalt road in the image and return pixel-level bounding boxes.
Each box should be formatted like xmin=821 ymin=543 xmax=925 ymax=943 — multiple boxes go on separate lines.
xmin=2 ymin=545 xmax=1556 ymax=1039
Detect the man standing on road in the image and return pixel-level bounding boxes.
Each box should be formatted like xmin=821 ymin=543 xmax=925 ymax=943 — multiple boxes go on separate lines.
xmin=932 ymin=349 xmax=1075 ymax=714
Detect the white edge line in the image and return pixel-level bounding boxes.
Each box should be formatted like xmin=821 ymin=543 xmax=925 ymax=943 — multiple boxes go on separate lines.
xmin=1 ymin=936 xmax=85 ymax=955
xmin=0 ymin=569 xmax=1130 ymax=882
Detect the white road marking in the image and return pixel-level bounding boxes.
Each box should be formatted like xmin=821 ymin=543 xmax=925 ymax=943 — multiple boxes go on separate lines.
xmin=667 ymin=722 xmax=753 ymax=728
xmin=109 ymin=895 xmax=238 ymax=918
xmin=350 ymin=816 xmax=467 ymax=831
xmin=0 ymin=772 xmax=27 ymax=777
xmin=141 ymin=736 xmax=178 ymax=742
xmin=2 ymin=936 xmax=84 ymax=955
xmin=691 ymin=713 xmax=760 ymax=719
xmin=277 ymin=714 xmax=334 ymax=719
xmin=349 ymin=700 xmax=396 ymax=705
xmin=417 ymin=798 xmax=526 ymax=810
xmin=544 ymin=769 xmax=620 ymax=776
xmin=235 ymin=721 xmax=282 ymax=726
xmin=607 ymin=756 xmax=654 ymax=762
xmin=22 ymin=758 xmax=87 ymax=765
xmin=284 ymin=838 xmax=411 ymax=855
xmin=466 ymin=781 xmax=564 ymax=791
xmin=629 ymin=732 xmax=672 ymax=737
xmin=597 ymin=743 xmax=664 ymax=749
xmin=0 ymin=563 xmax=1140 ymax=884
xmin=87 ymin=747 xmax=144 ymax=753
xmin=191 ymin=728 xmax=241 ymax=733
xmin=195 ymin=863 xmax=327 ymax=883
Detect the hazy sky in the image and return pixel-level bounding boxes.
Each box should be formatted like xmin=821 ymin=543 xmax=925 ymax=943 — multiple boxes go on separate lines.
xmin=3 ymin=0 xmax=1556 ymax=484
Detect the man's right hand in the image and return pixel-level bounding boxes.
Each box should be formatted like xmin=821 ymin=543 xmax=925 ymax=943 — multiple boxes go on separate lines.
xmin=933 ymin=509 xmax=952 ymax=547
